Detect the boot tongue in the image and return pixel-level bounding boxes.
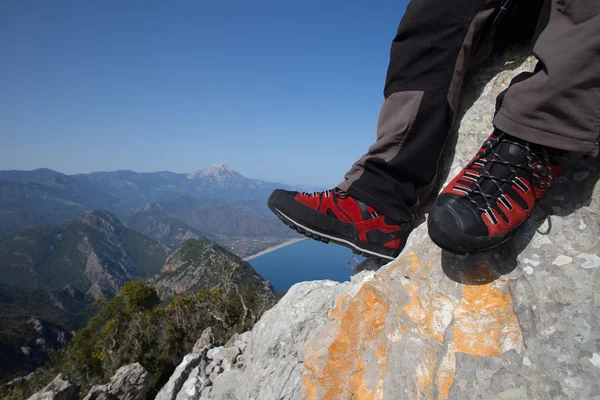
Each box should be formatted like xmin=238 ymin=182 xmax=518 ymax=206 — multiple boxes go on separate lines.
xmin=508 ymin=142 xmax=526 ymax=157
xmin=476 ymin=139 xmax=528 ymax=205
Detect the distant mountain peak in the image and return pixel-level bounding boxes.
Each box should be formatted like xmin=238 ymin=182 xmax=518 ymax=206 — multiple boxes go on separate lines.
xmin=187 ymin=164 xmax=240 ymax=179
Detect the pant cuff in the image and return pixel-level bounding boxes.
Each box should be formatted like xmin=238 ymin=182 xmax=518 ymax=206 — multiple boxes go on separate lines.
xmin=494 ymin=112 xmax=599 ymax=157
xmin=337 ymin=180 xmax=413 ymax=223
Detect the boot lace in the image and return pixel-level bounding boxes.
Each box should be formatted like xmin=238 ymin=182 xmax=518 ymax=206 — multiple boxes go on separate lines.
xmin=463 ymin=131 xmax=553 ymax=223
xmin=300 ymin=188 xmax=349 ymax=199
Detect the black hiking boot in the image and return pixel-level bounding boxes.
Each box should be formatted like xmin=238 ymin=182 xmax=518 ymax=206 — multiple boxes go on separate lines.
xmin=428 ymin=129 xmax=566 ymax=254
xmin=268 ymin=188 xmax=412 ymax=261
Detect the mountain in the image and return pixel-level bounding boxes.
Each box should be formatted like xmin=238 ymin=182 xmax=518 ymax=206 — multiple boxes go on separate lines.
xmin=0 ymin=211 xmax=169 ymax=299
xmin=150 ymin=239 xmax=276 ymax=302
xmin=0 ymin=283 xmax=92 ymax=378
xmin=124 ymin=204 xmax=207 ymax=249
xmin=0 ymin=164 xmax=297 ymax=237
xmin=141 ymin=195 xmax=296 ymax=238
xmin=0 ymin=169 xmax=120 ymax=236
xmin=74 ymin=164 xmax=289 ymax=208
xmin=6 ymin=240 xmax=279 ymax=398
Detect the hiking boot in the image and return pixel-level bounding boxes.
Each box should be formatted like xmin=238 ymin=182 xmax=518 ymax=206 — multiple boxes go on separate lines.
xmin=268 ymin=188 xmax=412 ymax=260
xmin=428 ymin=129 xmax=566 ymax=254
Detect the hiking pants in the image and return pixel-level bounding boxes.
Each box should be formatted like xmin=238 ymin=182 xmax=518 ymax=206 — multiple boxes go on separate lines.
xmin=338 ymin=0 xmax=600 ymax=222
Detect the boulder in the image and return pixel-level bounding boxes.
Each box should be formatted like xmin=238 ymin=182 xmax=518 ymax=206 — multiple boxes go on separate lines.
xmin=105 ymin=363 xmax=149 ymax=400
xmin=84 ymin=363 xmax=149 ymax=400
xmin=27 ymin=374 xmax=79 ymax=400
xmin=298 ymin=46 xmax=600 ymax=400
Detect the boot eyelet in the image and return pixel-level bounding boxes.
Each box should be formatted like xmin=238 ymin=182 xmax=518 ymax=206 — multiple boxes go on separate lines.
xmin=534 ymin=164 xmax=548 ymax=176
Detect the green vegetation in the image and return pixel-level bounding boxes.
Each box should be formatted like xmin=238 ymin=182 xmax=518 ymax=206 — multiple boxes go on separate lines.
xmin=2 ymin=280 xmax=270 ymax=399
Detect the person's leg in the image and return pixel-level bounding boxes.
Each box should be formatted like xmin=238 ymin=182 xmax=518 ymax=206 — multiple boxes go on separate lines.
xmin=428 ymin=0 xmax=600 ymax=254
xmin=337 ymin=0 xmax=502 ymax=223
xmin=269 ymin=0 xmax=502 ymax=260
xmin=494 ymin=0 xmax=600 ymax=156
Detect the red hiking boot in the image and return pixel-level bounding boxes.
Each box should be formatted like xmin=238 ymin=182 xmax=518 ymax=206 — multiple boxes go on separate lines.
xmin=268 ymin=188 xmax=412 ymax=260
xmin=428 ymin=129 xmax=566 ymax=254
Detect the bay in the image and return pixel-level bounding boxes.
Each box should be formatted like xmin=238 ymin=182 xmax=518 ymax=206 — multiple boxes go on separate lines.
xmin=248 ymin=239 xmax=363 ymax=292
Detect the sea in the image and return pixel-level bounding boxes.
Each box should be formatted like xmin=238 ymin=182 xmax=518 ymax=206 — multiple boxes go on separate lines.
xmin=248 ymin=239 xmax=363 ymax=292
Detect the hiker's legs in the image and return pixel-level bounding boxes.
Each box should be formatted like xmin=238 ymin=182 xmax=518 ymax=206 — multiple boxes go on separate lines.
xmin=338 ymin=0 xmax=500 ymax=222
xmin=494 ymin=0 xmax=600 ymax=156
xmin=267 ymin=0 xmax=547 ymax=260
xmin=428 ymin=0 xmax=600 ymax=253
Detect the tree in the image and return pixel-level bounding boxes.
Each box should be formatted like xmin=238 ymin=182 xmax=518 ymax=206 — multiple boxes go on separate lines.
xmin=119 ymin=281 xmax=160 ymax=313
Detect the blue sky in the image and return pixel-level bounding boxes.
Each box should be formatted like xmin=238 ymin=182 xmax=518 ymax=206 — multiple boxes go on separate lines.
xmin=1 ymin=0 xmax=410 ymax=187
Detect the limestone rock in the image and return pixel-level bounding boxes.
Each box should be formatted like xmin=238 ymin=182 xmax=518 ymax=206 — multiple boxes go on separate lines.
xmin=165 ymin=45 xmax=600 ymax=400
xmin=156 ymin=355 xmax=202 ymax=400
xmin=174 ymin=365 xmax=209 ymax=400
xmin=82 ymin=385 xmax=115 ymax=400
xmin=192 ymin=327 xmax=214 ymax=354
xmin=206 ymin=346 xmax=240 ymax=371
xmin=85 ymin=363 xmax=150 ymax=400
xmin=27 ymin=374 xmax=79 ymax=400
xmin=296 ymin=46 xmax=600 ymax=400
xmin=230 ymin=279 xmax=352 ymax=400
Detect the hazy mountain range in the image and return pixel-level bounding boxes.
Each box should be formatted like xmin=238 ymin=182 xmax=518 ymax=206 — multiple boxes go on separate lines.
xmin=0 ymin=164 xmax=305 ymax=247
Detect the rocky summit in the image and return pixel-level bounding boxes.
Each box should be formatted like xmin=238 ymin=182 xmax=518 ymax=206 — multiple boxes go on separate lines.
xmin=152 ymin=46 xmax=599 ymax=399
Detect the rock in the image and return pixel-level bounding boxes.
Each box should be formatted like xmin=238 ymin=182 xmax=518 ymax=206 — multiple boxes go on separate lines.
xmin=27 ymin=374 xmax=79 ymax=400
xmin=208 ymin=370 xmax=242 ymax=400
xmin=293 ymin=46 xmax=600 ymax=400
xmin=199 ymin=386 xmax=212 ymax=399
xmin=106 ymin=363 xmax=149 ymax=400
xmin=206 ymin=346 xmax=240 ymax=371
xmin=224 ymin=333 xmax=239 ymax=348
xmin=175 ymin=365 xmax=209 ymax=400
xmin=229 ymin=279 xmax=352 ymax=400
xmin=192 ymin=327 xmax=214 ymax=354
xmin=208 ymin=368 xmax=222 ymax=383
xmin=156 ymin=355 xmax=202 ymax=400
xmin=162 ymin=44 xmax=600 ymax=400
xmin=82 ymin=385 xmax=115 ymax=400
xmin=205 ymin=360 xmax=219 ymax=377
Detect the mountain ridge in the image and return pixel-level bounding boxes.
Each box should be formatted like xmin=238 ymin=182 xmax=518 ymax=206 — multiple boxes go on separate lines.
xmin=0 ymin=164 xmax=299 ymax=237
xmin=0 ymin=210 xmax=169 ymax=298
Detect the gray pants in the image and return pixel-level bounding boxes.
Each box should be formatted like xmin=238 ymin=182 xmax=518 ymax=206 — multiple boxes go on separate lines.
xmin=338 ymin=0 xmax=600 ymax=222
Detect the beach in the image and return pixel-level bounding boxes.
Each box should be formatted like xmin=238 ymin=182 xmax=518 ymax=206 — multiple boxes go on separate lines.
xmin=243 ymin=238 xmax=306 ymax=261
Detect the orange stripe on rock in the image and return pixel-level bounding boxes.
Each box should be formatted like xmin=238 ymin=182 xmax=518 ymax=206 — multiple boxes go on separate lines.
xmin=301 ymin=284 xmax=390 ymax=400
xmin=453 ymin=281 xmax=524 ymax=357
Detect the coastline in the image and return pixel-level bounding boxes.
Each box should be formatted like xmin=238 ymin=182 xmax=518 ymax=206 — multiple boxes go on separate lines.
xmin=243 ymin=238 xmax=306 ymax=261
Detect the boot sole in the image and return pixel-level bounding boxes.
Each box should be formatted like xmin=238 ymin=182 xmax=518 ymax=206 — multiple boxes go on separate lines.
xmin=269 ymin=205 xmax=397 ymax=262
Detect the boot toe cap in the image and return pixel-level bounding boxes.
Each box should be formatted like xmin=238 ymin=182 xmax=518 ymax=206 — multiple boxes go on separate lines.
xmin=427 ymin=195 xmax=489 ymax=254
